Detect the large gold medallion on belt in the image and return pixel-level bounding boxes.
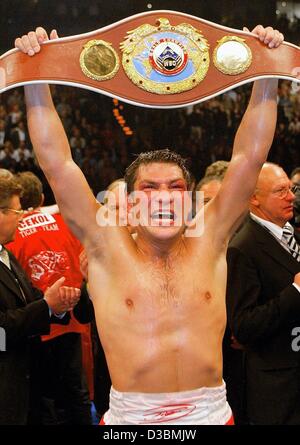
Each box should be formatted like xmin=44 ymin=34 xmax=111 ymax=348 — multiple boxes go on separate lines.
xmin=80 ymin=40 xmax=120 ymax=81
xmin=213 ymin=36 xmax=252 ymax=75
xmin=120 ymin=18 xmax=210 ymax=95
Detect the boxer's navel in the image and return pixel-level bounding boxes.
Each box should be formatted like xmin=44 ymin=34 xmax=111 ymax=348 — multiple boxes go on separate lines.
xmin=125 ymin=298 xmax=134 ymax=308
xmin=204 ymin=291 xmax=212 ymax=301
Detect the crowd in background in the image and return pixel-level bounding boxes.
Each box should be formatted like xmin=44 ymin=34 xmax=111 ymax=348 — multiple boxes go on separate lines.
xmin=3 ymin=1 xmax=299 ymax=52
xmin=0 ymin=79 xmax=300 ymax=200
xmin=1 ymin=1 xmax=300 ymax=427
xmin=1 ymin=0 xmax=300 ymax=194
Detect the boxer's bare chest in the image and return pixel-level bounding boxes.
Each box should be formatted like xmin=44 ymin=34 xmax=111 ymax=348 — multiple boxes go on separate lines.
xmin=117 ymin=251 xmax=222 ymax=318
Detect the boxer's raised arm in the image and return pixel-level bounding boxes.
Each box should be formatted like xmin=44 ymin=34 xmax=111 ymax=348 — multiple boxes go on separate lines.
xmin=188 ymin=26 xmax=283 ymax=244
xmin=212 ymin=77 xmax=278 ymax=241
xmin=25 ymin=83 xmax=99 ymax=245
xmin=17 ymin=28 xmax=99 ymax=245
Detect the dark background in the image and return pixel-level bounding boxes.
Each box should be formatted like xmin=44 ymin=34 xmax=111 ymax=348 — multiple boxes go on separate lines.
xmin=1 ymin=0 xmax=299 ymax=203
xmin=0 ymin=0 xmax=277 ymax=52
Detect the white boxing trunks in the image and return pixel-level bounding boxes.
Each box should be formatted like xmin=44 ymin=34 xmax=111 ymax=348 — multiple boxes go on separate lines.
xmin=101 ymin=382 xmax=233 ymax=425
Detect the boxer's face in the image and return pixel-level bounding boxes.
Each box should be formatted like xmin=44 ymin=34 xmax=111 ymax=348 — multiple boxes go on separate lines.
xmin=131 ymin=162 xmax=190 ymax=241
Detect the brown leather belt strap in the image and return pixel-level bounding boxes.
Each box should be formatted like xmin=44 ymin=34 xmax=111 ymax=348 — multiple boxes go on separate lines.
xmin=1 ymin=10 xmax=300 ymax=109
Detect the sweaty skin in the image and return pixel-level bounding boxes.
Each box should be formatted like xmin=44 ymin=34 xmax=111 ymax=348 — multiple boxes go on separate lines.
xmin=89 ymin=164 xmax=228 ymax=392
xmin=16 ymin=25 xmax=283 ymax=393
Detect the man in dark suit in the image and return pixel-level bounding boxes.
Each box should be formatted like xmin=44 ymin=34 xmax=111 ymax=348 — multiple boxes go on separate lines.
xmin=226 ymin=162 xmax=300 ymax=425
xmin=0 ymin=173 xmax=81 ymax=425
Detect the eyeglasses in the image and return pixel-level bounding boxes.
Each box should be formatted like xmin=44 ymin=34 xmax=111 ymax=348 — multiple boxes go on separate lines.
xmin=272 ymin=185 xmax=300 ymax=200
xmin=0 ymin=207 xmax=24 ymax=216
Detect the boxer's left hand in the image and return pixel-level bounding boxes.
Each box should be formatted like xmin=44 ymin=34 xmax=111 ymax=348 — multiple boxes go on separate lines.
xmin=243 ymin=25 xmax=284 ymax=49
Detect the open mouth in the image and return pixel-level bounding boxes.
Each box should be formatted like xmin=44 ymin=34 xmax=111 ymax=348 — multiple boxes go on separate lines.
xmin=151 ymin=211 xmax=175 ymax=221
xmin=150 ymin=211 xmax=176 ymax=225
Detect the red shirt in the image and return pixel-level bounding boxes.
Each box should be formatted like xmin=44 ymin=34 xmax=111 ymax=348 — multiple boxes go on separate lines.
xmin=6 ymin=210 xmax=87 ymax=340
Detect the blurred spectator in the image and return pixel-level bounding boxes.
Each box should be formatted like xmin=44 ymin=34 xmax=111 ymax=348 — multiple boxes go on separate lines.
xmin=204 ymin=160 xmax=229 ymax=179
xmin=226 ymin=163 xmax=300 ymax=424
xmin=6 ymin=172 xmax=93 ymax=425
xmin=8 ymin=103 xmax=23 ymax=126
xmin=12 ymin=141 xmax=32 ymax=163
xmin=0 ymin=77 xmax=300 ymax=200
xmin=291 ymin=167 xmax=300 ymax=231
xmin=10 ymin=121 xmax=28 ymax=149
xmin=0 ymin=141 xmax=16 ymax=171
xmin=0 ymin=119 xmax=8 ymax=147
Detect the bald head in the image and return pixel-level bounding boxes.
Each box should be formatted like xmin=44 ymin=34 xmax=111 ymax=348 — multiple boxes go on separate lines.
xmin=250 ymin=163 xmax=295 ymax=227
xmin=255 ymin=163 xmax=287 ymax=191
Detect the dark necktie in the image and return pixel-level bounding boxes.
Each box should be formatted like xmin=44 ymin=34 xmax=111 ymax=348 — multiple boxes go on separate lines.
xmin=282 ymin=224 xmax=300 ymax=262
xmin=0 ymin=247 xmax=11 ymax=269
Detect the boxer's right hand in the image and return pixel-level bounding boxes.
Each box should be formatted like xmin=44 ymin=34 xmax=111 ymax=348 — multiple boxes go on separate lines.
xmin=294 ymin=272 xmax=300 ymax=287
xmin=14 ymin=27 xmax=59 ymax=56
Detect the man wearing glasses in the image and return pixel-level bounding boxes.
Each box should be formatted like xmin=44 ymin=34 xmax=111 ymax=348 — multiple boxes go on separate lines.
xmin=1 ymin=208 xmax=24 ymax=215
xmin=226 ymin=162 xmax=300 ymax=424
xmin=0 ymin=174 xmax=81 ymax=425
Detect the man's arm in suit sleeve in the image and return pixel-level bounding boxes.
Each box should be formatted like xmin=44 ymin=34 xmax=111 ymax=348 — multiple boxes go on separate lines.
xmin=0 ymin=280 xmax=73 ymax=345
xmin=226 ymin=246 xmax=300 ymax=345
xmin=0 ymin=295 xmax=50 ymax=346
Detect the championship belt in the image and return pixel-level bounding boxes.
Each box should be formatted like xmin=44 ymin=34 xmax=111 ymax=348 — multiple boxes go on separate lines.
xmin=1 ymin=10 xmax=300 ymax=108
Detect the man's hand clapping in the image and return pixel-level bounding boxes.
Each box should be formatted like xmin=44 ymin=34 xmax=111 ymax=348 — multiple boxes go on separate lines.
xmin=44 ymin=277 xmax=80 ymax=314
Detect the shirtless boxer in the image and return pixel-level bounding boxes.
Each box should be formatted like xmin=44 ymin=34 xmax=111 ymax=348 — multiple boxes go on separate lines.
xmin=15 ymin=24 xmax=283 ymax=425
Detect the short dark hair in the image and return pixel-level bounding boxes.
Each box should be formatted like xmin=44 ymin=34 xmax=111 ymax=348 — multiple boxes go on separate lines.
xmin=124 ymin=149 xmax=192 ymax=193
xmin=0 ymin=175 xmax=22 ymax=208
xmin=16 ymin=172 xmax=43 ymax=210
